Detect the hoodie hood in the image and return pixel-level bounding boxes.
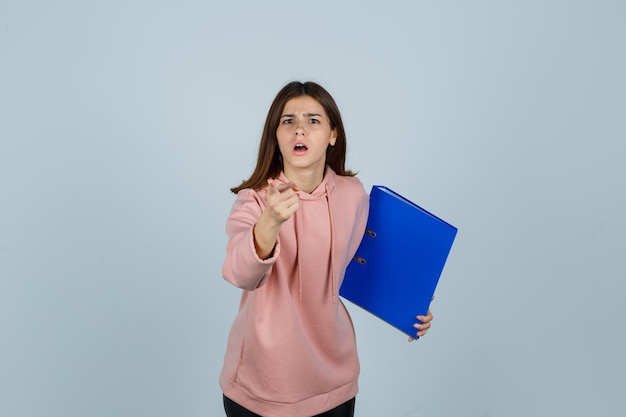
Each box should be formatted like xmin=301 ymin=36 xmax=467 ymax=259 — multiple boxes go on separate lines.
xmin=269 ymin=167 xmax=338 ymax=302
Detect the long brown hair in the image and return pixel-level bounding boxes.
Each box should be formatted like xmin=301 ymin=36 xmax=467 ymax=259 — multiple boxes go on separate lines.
xmin=231 ymin=81 xmax=355 ymax=194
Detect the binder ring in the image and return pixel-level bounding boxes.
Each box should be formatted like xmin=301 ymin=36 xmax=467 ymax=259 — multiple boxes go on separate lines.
xmin=354 ymin=256 xmax=366 ymax=265
xmin=365 ymin=229 xmax=376 ymax=238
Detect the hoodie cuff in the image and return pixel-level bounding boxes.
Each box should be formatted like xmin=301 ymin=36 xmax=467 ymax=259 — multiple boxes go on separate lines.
xmin=248 ymin=229 xmax=280 ymax=288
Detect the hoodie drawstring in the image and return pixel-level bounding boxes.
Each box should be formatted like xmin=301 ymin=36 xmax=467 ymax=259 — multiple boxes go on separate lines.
xmin=325 ymin=184 xmax=337 ymax=304
xmin=294 ymin=208 xmax=304 ymax=301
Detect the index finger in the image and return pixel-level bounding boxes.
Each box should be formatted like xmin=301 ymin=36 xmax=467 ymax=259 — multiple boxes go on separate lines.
xmin=276 ymin=182 xmax=299 ymax=193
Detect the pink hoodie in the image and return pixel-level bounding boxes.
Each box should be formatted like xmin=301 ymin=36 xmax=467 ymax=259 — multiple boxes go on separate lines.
xmin=220 ymin=167 xmax=369 ymax=417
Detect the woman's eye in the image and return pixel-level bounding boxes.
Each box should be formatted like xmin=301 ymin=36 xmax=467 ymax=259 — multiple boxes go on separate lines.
xmin=309 ymin=119 xmax=320 ymax=124
xmin=282 ymin=119 xmax=293 ymax=124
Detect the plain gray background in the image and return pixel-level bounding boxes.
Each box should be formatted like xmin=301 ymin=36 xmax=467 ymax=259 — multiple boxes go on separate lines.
xmin=1 ymin=1 xmax=624 ymax=416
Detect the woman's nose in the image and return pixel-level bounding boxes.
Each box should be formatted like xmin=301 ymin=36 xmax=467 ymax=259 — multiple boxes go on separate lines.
xmin=295 ymin=121 xmax=306 ymax=135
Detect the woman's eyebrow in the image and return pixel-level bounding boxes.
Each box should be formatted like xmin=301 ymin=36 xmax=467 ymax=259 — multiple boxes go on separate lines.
xmin=280 ymin=112 xmax=323 ymax=118
xmin=303 ymin=113 xmax=322 ymax=117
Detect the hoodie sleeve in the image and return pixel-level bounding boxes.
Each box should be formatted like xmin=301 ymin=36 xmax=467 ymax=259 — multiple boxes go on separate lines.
xmin=221 ymin=188 xmax=280 ymax=291
xmin=352 ymin=189 xmax=370 ymax=254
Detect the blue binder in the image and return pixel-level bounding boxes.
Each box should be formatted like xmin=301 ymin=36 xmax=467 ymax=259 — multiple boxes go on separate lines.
xmin=339 ymin=186 xmax=458 ymax=337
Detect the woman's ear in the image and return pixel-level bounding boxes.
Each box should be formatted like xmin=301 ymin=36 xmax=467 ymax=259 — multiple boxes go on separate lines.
xmin=330 ymin=128 xmax=337 ymax=146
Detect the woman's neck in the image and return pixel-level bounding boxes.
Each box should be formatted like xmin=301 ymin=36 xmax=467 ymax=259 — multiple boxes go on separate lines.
xmin=283 ymin=166 xmax=325 ymax=193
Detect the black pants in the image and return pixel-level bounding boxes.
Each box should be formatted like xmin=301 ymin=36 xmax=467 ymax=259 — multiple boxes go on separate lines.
xmin=223 ymin=395 xmax=356 ymax=417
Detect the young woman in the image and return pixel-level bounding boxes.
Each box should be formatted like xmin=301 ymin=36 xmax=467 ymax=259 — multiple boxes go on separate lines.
xmin=220 ymin=81 xmax=433 ymax=417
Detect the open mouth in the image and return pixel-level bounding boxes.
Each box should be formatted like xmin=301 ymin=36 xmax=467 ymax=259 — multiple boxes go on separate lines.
xmin=294 ymin=143 xmax=308 ymax=151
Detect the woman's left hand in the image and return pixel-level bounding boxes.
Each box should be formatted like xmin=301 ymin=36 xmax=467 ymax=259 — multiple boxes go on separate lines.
xmin=408 ymin=309 xmax=433 ymax=342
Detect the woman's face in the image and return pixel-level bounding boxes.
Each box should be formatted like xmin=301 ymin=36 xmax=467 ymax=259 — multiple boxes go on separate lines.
xmin=276 ymin=95 xmax=337 ymax=180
